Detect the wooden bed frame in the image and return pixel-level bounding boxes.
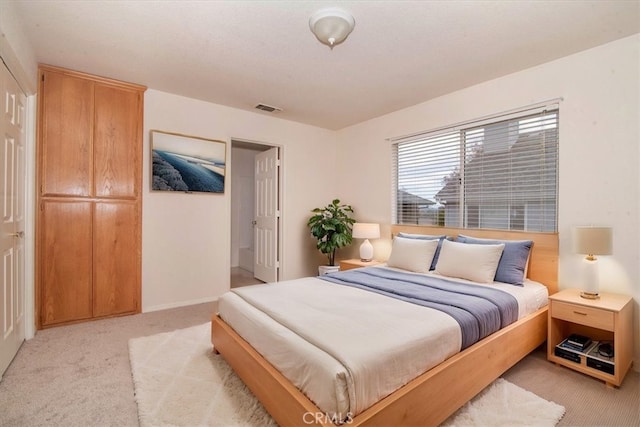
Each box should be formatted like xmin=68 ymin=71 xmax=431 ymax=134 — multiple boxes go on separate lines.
xmin=211 ymin=226 xmax=558 ymax=426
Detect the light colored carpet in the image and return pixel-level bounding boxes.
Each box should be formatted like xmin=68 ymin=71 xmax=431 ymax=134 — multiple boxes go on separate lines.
xmin=129 ymin=323 xmax=565 ymax=427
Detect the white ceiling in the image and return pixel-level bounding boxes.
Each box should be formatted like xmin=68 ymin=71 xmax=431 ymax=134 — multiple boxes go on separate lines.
xmin=11 ymin=1 xmax=640 ymax=130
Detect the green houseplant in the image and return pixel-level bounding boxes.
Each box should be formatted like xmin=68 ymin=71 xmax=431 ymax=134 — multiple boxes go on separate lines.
xmin=307 ymin=199 xmax=356 ymax=270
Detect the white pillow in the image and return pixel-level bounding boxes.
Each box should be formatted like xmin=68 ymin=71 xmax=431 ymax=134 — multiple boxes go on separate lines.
xmin=387 ymin=236 xmax=439 ymax=274
xmin=435 ymin=239 xmax=505 ymax=283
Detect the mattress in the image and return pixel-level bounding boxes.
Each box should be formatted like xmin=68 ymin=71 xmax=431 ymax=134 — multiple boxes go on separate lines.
xmin=217 ymin=267 xmax=548 ymax=422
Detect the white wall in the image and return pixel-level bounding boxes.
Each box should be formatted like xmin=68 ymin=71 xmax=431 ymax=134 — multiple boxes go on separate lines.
xmin=0 ymin=0 xmax=38 ymax=91
xmin=336 ymin=35 xmax=640 ymax=370
xmin=143 ymin=90 xmax=337 ymax=311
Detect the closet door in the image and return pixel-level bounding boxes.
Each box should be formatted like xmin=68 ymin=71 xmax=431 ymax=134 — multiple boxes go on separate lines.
xmin=37 ymin=65 xmax=145 ymax=328
xmin=39 ymin=71 xmax=93 ymax=197
xmin=94 ymin=85 xmax=141 ymax=198
xmin=40 ymin=201 xmax=92 ymax=326
xmin=93 ymin=202 xmax=140 ymax=317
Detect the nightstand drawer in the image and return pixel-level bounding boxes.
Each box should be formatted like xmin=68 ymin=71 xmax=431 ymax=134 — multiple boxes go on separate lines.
xmin=552 ymin=301 xmax=614 ymax=330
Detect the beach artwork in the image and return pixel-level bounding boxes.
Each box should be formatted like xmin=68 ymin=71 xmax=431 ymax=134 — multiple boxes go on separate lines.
xmin=151 ymin=130 xmax=226 ymax=193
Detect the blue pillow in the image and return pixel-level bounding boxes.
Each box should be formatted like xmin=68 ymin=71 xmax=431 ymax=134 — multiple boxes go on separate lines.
xmin=456 ymin=235 xmax=533 ymax=286
xmin=397 ymin=232 xmax=448 ymax=271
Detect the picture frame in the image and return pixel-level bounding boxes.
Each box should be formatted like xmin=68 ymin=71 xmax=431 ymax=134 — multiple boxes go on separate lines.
xmin=150 ymin=130 xmax=226 ymax=194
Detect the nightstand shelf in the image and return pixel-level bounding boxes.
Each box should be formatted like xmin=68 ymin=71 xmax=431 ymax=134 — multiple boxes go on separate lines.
xmin=547 ymin=288 xmax=633 ymax=387
xmin=339 ymin=259 xmax=383 ymax=271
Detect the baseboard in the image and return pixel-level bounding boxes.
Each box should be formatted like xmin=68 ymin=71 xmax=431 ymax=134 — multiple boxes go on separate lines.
xmin=143 ymin=296 xmax=218 ymax=313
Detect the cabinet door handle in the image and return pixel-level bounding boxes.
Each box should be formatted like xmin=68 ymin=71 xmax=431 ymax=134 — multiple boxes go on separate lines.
xmin=573 ymin=311 xmax=588 ymax=316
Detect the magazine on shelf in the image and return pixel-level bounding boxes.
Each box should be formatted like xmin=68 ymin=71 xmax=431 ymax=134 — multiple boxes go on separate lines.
xmin=566 ymin=333 xmax=592 ymax=350
xmin=557 ymin=338 xmax=597 ymax=355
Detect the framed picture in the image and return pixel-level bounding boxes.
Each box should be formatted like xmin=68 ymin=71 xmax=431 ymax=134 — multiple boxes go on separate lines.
xmin=151 ymin=130 xmax=226 ymax=193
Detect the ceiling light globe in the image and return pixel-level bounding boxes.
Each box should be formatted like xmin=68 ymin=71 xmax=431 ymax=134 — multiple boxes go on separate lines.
xmin=309 ymin=8 xmax=355 ymax=48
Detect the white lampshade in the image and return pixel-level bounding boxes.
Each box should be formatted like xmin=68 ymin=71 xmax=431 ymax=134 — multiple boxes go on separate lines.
xmin=353 ymin=223 xmax=380 ymax=262
xmin=574 ymin=226 xmax=612 ymax=257
xmin=352 ymin=223 xmax=380 ymax=239
xmin=309 ymin=8 xmax=355 ymax=48
xmin=573 ymin=226 xmax=613 ymax=300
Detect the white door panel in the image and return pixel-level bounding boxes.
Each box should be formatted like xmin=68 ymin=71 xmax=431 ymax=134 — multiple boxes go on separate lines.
xmin=254 ymin=147 xmax=279 ymax=283
xmin=0 ymin=62 xmax=26 ymax=378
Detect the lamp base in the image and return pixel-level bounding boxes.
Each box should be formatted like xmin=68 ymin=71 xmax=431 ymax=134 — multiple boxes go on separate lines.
xmin=359 ymin=239 xmax=374 ymax=263
xmin=580 ymin=291 xmax=600 ymax=300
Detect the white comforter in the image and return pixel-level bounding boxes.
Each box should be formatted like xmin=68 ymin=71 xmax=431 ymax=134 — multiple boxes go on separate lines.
xmin=218 ymin=269 xmax=547 ymax=421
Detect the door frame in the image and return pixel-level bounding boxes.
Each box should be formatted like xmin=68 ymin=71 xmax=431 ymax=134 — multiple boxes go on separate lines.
xmin=229 ymin=138 xmax=283 ymax=282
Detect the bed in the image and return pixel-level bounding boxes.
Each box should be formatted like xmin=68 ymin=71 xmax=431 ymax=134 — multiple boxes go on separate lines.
xmin=211 ymin=225 xmax=558 ymax=426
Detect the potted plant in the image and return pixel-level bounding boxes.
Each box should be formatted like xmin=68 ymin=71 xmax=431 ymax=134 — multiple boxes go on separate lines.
xmin=307 ymin=199 xmax=356 ymax=275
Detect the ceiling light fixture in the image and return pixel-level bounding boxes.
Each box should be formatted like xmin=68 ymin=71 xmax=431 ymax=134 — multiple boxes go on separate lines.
xmin=309 ymin=8 xmax=355 ymax=49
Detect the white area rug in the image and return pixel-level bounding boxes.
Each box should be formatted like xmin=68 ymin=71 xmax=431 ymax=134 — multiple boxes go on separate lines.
xmin=441 ymin=378 xmax=565 ymax=426
xmin=129 ymin=323 xmax=565 ymax=427
xmin=129 ymin=322 xmax=274 ymax=426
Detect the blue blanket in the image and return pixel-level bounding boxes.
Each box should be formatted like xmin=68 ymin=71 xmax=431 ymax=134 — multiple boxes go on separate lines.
xmin=319 ymin=267 xmax=518 ymax=349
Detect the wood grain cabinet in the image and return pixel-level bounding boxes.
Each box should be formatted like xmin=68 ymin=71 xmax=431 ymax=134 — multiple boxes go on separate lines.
xmin=37 ymin=65 xmax=146 ymax=328
xmin=547 ymin=288 xmax=633 ymax=387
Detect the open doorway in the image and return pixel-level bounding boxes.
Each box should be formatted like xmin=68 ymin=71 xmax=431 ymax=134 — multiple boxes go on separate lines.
xmin=230 ymin=139 xmax=281 ymax=288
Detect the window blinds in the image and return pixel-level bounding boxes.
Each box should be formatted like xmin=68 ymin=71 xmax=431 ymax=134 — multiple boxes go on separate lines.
xmin=392 ymin=106 xmax=558 ymax=232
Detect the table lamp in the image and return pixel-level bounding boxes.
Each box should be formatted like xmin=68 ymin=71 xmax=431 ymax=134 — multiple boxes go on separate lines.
xmin=352 ymin=223 xmax=380 ymax=262
xmin=574 ymin=226 xmax=612 ymax=299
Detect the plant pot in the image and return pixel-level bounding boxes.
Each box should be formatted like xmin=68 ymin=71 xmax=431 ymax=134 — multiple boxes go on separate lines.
xmin=318 ymin=265 xmax=340 ymax=276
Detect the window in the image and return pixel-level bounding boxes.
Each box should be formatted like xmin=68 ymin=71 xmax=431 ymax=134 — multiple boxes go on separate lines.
xmin=392 ymin=106 xmax=558 ymax=232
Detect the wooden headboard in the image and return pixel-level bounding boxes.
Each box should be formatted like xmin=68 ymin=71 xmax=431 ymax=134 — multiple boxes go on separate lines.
xmin=390 ymin=225 xmax=559 ymax=294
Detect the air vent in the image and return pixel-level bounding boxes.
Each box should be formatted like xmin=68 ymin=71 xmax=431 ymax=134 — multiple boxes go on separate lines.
xmin=255 ymin=103 xmax=283 ymax=113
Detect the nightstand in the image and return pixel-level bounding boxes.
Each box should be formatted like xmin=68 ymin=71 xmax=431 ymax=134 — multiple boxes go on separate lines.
xmin=547 ymin=288 xmax=633 ymax=387
xmin=339 ymin=259 xmax=383 ymax=271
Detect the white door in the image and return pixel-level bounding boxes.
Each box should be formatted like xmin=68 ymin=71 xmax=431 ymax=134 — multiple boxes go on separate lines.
xmin=0 ymin=62 xmax=26 ymax=378
xmin=254 ymin=147 xmax=279 ymax=282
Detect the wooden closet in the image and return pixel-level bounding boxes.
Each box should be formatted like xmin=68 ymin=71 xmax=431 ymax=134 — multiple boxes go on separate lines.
xmin=37 ymin=65 xmax=146 ymax=328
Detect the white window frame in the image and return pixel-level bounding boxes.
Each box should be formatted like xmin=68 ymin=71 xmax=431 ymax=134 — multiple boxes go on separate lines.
xmin=391 ymin=101 xmax=560 ymax=232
